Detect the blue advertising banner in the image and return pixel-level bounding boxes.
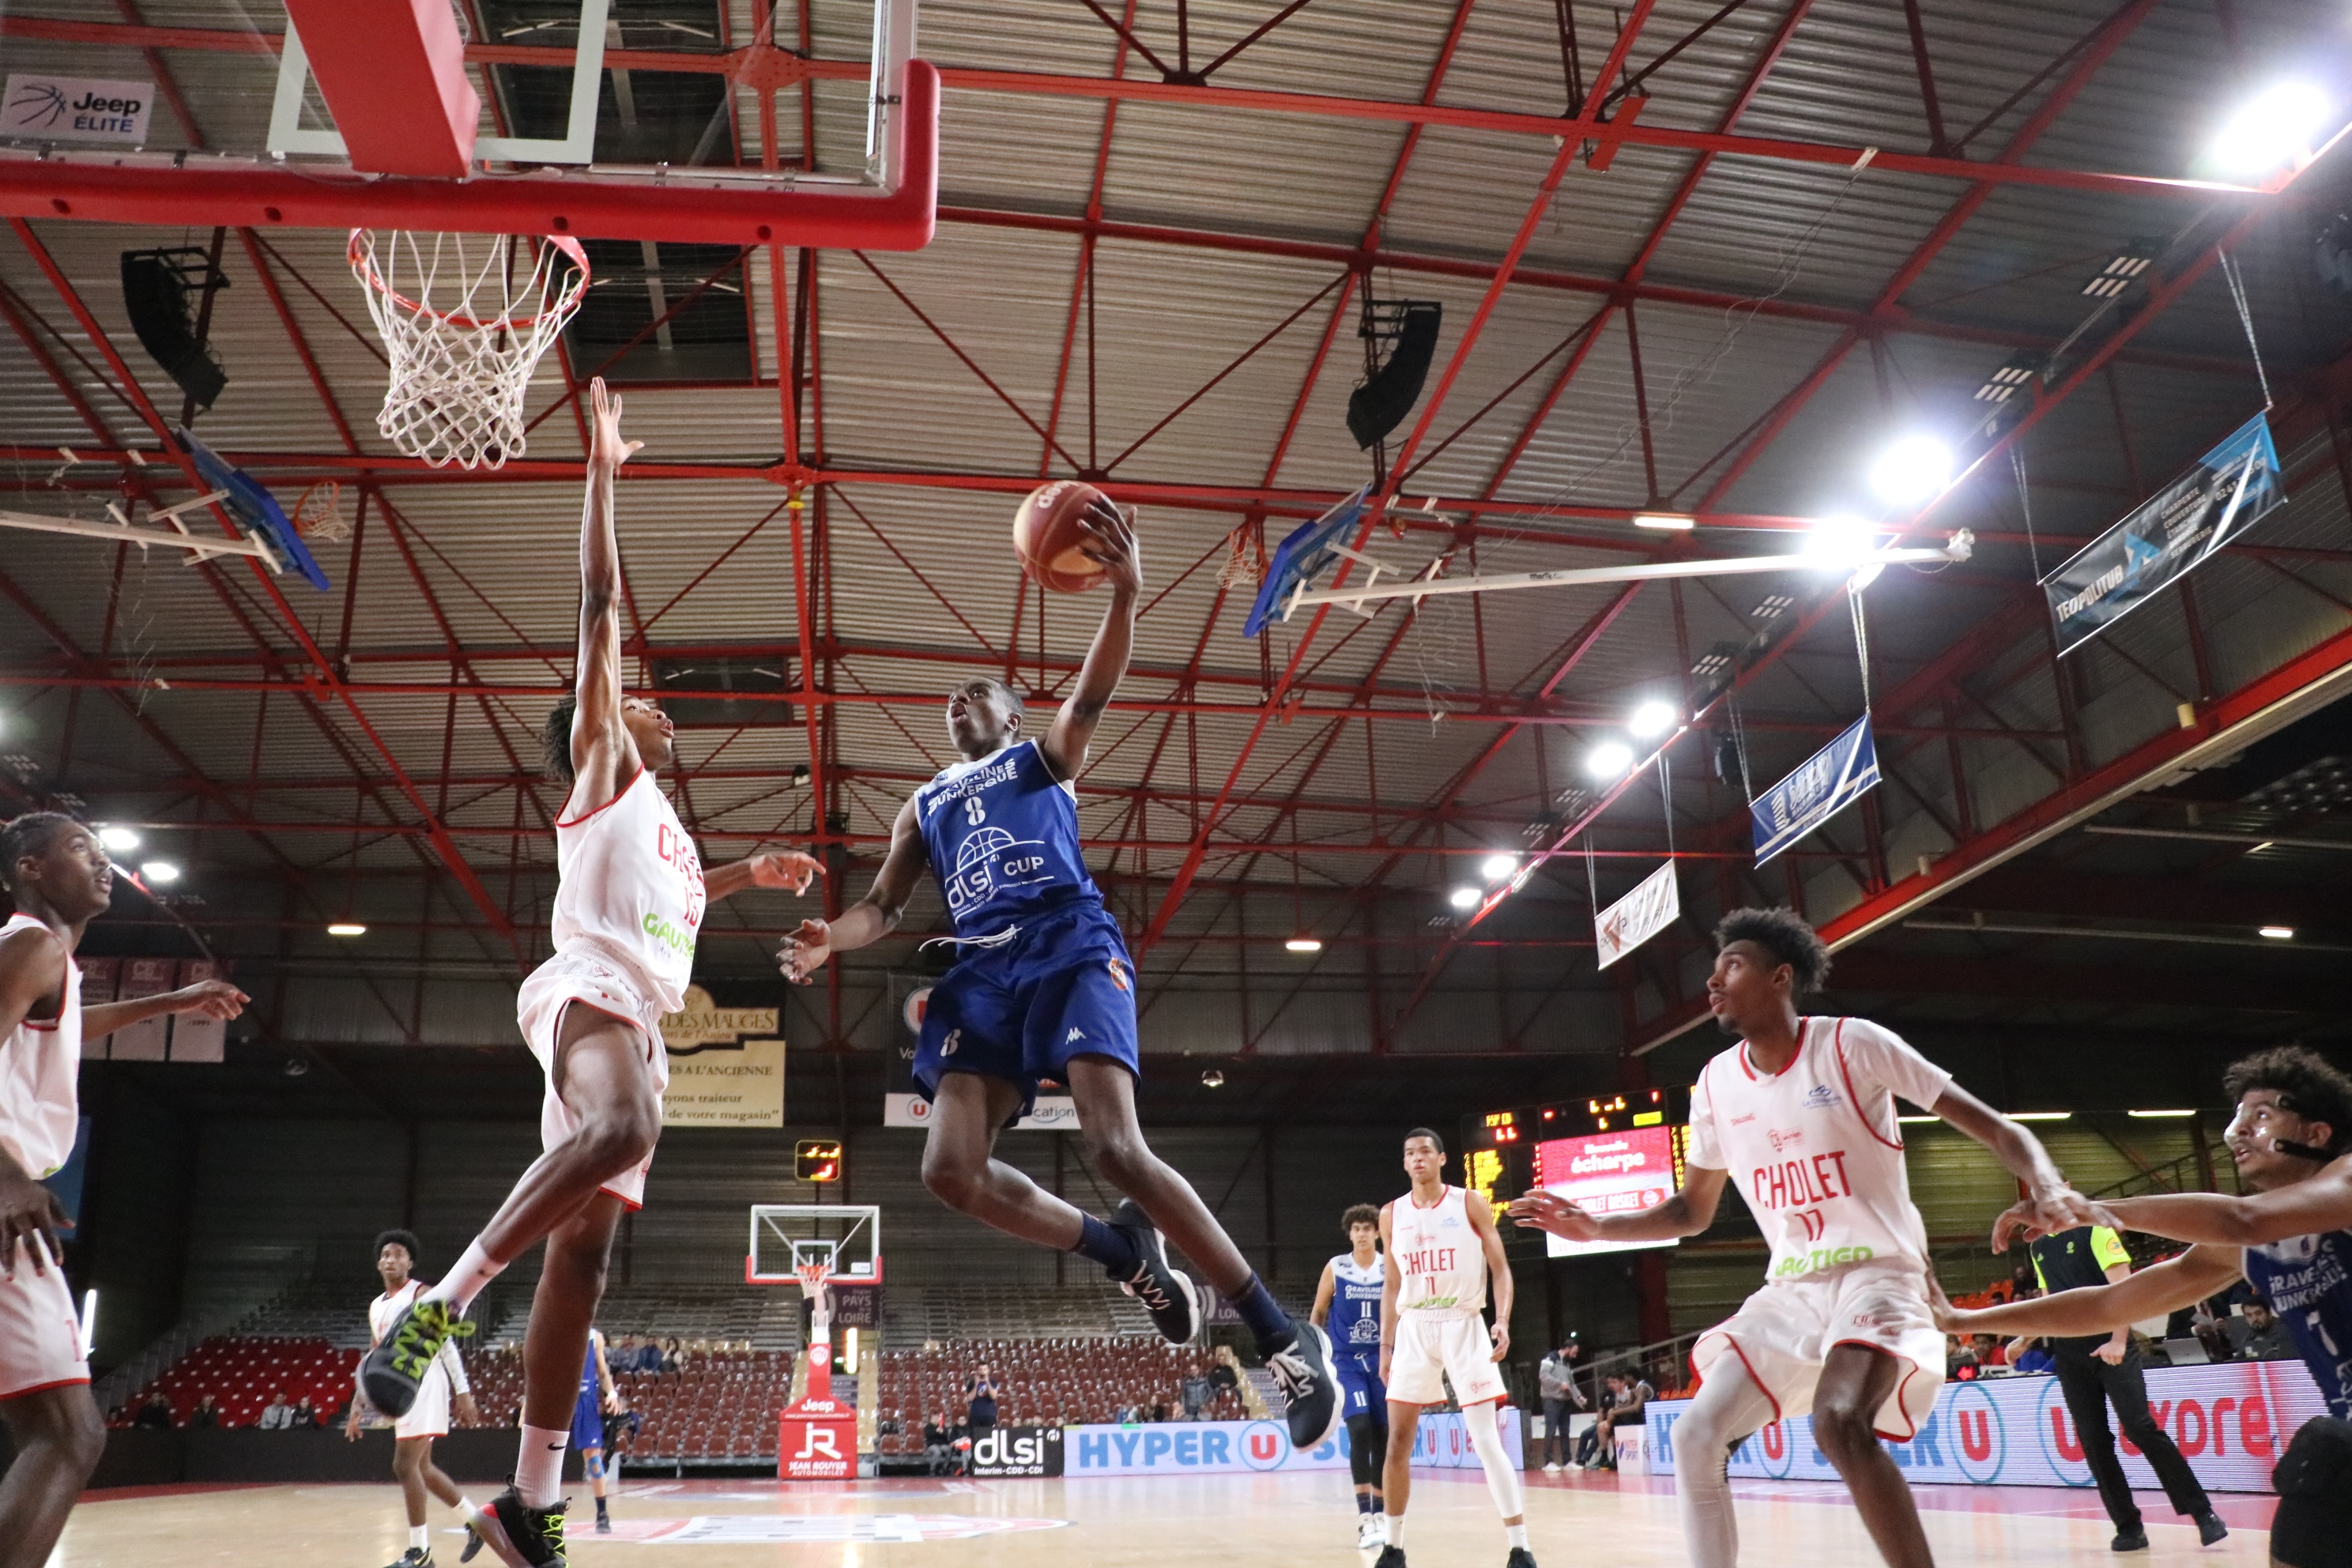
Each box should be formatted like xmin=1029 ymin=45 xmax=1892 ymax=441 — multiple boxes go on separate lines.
xmin=1651 ymin=1359 xmax=2323 ymax=1494
xmin=1065 ymin=1412 xmax=1520 ymax=1478
xmin=1751 ymin=714 xmax=1879 ymax=865
xmin=2044 ymin=413 xmax=2285 ymax=656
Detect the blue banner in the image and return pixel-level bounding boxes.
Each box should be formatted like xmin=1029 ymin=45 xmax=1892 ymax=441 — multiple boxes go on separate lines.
xmin=2044 ymin=412 xmax=2284 ymax=656
xmin=1751 ymin=714 xmax=1879 ymax=865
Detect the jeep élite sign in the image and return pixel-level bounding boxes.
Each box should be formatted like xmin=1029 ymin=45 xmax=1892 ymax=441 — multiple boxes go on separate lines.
xmin=967 ymin=1425 xmax=1064 ymax=1478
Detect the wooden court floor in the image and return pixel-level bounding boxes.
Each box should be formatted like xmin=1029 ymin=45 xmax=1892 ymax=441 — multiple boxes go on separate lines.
xmin=58 ymin=1468 xmax=2278 ymax=1567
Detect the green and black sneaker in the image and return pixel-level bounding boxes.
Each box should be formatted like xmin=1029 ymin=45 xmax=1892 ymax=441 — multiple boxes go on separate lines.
xmin=473 ymin=1488 xmax=570 ymax=1568
xmin=358 ymin=1297 xmax=475 ymax=1418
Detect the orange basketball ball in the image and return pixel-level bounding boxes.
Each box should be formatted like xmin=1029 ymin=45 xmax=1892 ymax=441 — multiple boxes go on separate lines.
xmin=1012 ymin=481 xmax=1113 ymax=594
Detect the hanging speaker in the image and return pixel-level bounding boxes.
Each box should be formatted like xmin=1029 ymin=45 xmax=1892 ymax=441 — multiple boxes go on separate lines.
xmin=121 ymin=249 xmax=228 ymax=412
xmin=1347 ymin=301 xmax=1442 ymax=450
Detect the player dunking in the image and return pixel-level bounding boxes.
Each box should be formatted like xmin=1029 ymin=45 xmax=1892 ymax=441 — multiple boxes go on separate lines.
xmin=349 ymin=1230 xmax=485 ymax=1568
xmin=0 ymin=813 xmax=245 ymax=1568
xmin=358 ymin=381 xmax=822 ymax=1568
xmin=1312 ymin=1204 xmax=1389 ymax=1550
xmin=1376 ymin=1129 xmax=1528 ymax=1568
xmin=776 ymin=498 xmax=1339 ymax=1449
xmin=1510 ymin=909 xmax=2085 ymax=1568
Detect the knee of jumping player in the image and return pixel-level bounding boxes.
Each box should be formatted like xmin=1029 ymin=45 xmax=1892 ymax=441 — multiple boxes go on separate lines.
xmin=920 ymin=1140 xmax=986 ymax=1212
xmin=575 ymin=1091 xmax=660 ymax=1178
xmin=1084 ymin=1127 xmax=1156 ymax=1192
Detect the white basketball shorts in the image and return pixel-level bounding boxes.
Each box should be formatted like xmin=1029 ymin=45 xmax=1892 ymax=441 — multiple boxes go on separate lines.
xmin=0 ymin=1245 xmax=88 ymax=1400
xmin=1388 ymin=1311 xmax=1508 ymax=1408
xmin=1689 ymin=1261 xmax=1944 ymax=1440
xmin=394 ymin=1360 xmax=452 ymax=1441
xmin=517 ymin=948 xmax=670 ymax=1210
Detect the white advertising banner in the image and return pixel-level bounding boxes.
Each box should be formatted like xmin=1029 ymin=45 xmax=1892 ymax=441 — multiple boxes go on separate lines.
xmin=885 ymin=1093 xmax=1078 ymax=1132
xmin=1594 ymin=862 xmax=1678 ymax=969
xmin=1065 ymin=1411 xmax=1519 ymax=1477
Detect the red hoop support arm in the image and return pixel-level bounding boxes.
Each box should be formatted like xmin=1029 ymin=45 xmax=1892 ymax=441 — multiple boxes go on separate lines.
xmin=0 ymin=60 xmax=939 ymax=251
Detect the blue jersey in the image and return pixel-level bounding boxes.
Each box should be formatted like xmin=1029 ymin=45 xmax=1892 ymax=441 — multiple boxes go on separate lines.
xmin=2245 ymin=1230 xmax=2352 ymax=1416
xmin=914 ymin=739 xmax=1100 ymax=937
xmin=1329 ymin=1253 xmax=1385 ymax=1353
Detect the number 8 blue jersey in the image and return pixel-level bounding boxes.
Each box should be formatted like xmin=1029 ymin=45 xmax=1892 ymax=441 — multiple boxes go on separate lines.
xmin=914 ymin=739 xmax=1103 ymax=937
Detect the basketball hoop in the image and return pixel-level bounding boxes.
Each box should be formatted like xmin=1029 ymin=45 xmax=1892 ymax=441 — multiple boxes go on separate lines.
xmin=1218 ymin=521 xmax=1268 ymax=590
xmin=793 ymin=1258 xmax=832 ymax=1303
xmin=348 ymin=231 xmax=591 ymax=471
xmin=289 ymin=481 xmax=351 ymax=542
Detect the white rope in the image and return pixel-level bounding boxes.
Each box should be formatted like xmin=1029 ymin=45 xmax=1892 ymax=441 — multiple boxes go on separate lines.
xmin=1850 ymin=582 xmax=1873 ymax=714
xmin=2011 ymin=447 xmax=2044 ymax=580
xmin=2217 ymin=246 xmax=2274 ymax=412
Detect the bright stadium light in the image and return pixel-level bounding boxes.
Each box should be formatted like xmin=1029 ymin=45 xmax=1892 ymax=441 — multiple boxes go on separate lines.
xmin=1868 ymin=435 xmax=1954 ymax=506
xmin=1449 ymin=885 xmax=1482 ymax=910
xmin=327 ymin=923 xmax=368 ymax=937
xmin=1585 ymin=741 xmax=1634 ymax=780
xmin=1634 ymin=513 xmax=1695 ymax=531
xmin=1804 ymin=514 xmax=1881 ymax=568
xmin=96 ymin=825 xmax=141 ymax=852
xmin=1628 ymin=699 xmax=1678 ymax=739
xmin=2008 ymin=1110 xmax=2071 ymax=1121
xmin=1480 ymin=853 xmax=1519 ymax=881
xmin=2208 ymin=81 xmax=2332 ymax=175
xmin=138 ymin=860 xmax=180 ymax=884
xmin=2260 ymin=925 xmax=2295 ymax=940
xmin=1284 ymin=937 xmax=1323 ymax=953
xmin=2128 ymin=1109 xmax=2196 ymax=1119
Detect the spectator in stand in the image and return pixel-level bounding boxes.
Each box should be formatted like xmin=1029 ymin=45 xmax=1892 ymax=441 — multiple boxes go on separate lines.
xmin=258 ymin=1392 xmax=295 ymax=1430
xmin=661 ymin=1337 xmax=684 ymax=1376
xmin=1592 ymin=1370 xmax=1652 ymax=1469
xmin=1973 ymin=1334 xmax=2007 ymax=1370
xmin=2236 ymin=1298 xmax=2294 ymax=1361
xmin=132 ymin=1393 xmax=173 ymax=1430
xmin=965 ymin=1365 xmax=998 ymax=1450
xmin=923 ymin=1411 xmax=956 ymax=1476
xmin=2008 ymin=1338 xmax=2056 ymax=1375
xmin=292 ymin=1395 xmax=322 ymax=1428
xmin=1539 ymin=1338 xmax=1587 ymax=1472
xmin=1180 ymin=1370 xmax=1212 ymax=1419
xmin=190 ymin=1395 xmax=220 ymax=1429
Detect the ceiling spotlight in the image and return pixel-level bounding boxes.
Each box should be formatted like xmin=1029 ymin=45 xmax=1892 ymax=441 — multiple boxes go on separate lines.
xmin=1634 ymin=513 xmax=1694 ymax=531
xmin=1480 ymin=852 xmax=1519 ymax=880
xmin=1585 ymin=741 xmax=1634 ymax=780
xmin=1449 ymin=885 xmax=1482 ymax=910
xmin=2260 ymin=925 xmax=2295 ymax=940
xmin=1284 ymin=937 xmax=1323 ymax=953
xmin=2081 ymin=242 xmax=2159 ymax=300
xmin=1200 ymin=1069 xmax=1226 ymax=1088
xmin=96 ymin=825 xmax=141 ymax=852
xmin=2127 ymin=1109 xmax=2196 ymax=1118
xmin=1803 ymin=514 xmax=1881 ymax=570
xmin=1973 ymin=351 xmax=2042 ymax=405
xmin=1628 ymin=699 xmax=1678 ymax=740
xmin=138 ymin=860 xmax=180 ymax=884
xmin=2007 ymin=1110 xmax=2071 ymax=1121
xmin=1868 ymin=435 xmax=1954 ymax=506
xmin=2208 ymin=81 xmax=2332 ymax=175
xmin=327 ymin=922 xmax=368 ymax=937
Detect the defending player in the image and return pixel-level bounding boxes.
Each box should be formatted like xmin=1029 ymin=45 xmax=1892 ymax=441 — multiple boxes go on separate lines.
xmin=357 ymin=381 xmax=822 ymax=1568
xmin=1376 ymin=1129 xmax=1529 ymax=1568
xmin=1509 ymin=908 xmax=2085 ymax=1568
xmin=1930 ymin=1046 xmax=2352 ymax=1568
xmin=0 ymin=812 xmax=246 ymax=1568
xmin=776 ymin=499 xmax=1339 ymax=1449
xmin=571 ymin=1328 xmax=625 ymax=1536
xmin=1312 ymin=1203 xmax=1389 ymax=1550
xmin=349 ymin=1230 xmax=486 ymax=1568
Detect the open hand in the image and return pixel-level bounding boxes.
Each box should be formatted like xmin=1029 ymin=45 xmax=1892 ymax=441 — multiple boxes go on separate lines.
xmin=745 ymin=851 xmax=824 ymax=895
xmin=588 ymin=377 xmax=643 ymax=473
xmin=1073 ymin=497 xmax=1143 ymax=596
xmin=777 ymin=917 xmax=834 ymax=985
xmin=170 ymin=978 xmax=250 ymax=1020
xmin=1508 ymin=1189 xmax=1601 ymax=1243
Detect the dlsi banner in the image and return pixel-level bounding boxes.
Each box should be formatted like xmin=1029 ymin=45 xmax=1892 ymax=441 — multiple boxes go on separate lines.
xmin=1751 ymin=714 xmax=1879 ymax=865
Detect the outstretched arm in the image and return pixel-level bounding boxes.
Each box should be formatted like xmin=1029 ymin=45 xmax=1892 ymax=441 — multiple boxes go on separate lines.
xmin=1468 ymin=1190 xmax=1513 ymax=1361
xmin=703 ymin=850 xmax=824 ymax=903
xmin=1932 ymin=1081 xmax=2092 ymax=1243
xmin=2092 ymin=1163 xmax=2352 ymax=1248
xmin=1039 ymin=498 xmax=1140 ymax=782
xmin=1930 ymin=1246 xmax=2242 ymax=1341
xmin=777 ymin=796 xmax=933 ymax=982
xmin=567 ymin=377 xmax=646 ymax=818
xmin=82 ymin=976 xmax=248 ymax=1039
xmin=1510 ymin=1162 xmax=1728 ymax=1246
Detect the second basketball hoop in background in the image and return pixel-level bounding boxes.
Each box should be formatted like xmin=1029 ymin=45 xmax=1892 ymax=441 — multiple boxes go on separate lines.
xmin=1013 ymin=480 xmax=1121 ymax=593
xmin=349 ymin=231 xmax=590 ymax=471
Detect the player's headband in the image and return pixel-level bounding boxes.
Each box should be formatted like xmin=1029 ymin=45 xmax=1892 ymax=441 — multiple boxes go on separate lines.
xmin=2247 ymin=1089 xmax=2345 ymax=1161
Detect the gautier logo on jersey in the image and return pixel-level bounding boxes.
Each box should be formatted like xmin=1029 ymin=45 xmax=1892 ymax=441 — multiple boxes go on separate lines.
xmin=660 ymin=986 xmax=785 ymax=1129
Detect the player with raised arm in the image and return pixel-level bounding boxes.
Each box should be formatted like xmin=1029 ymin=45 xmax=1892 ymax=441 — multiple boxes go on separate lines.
xmin=1375 ymin=1129 xmax=1528 ymax=1568
xmin=1312 ymin=1203 xmax=1389 ymax=1550
xmin=0 ymin=813 xmax=246 ymax=1568
xmin=349 ymin=1230 xmax=486 ymax=1568
xmin=356 ymin=381 xmax=822 ymax=1568
xmin=1509 ymin=908 xmax=2086 ymax=1568
xmin=776 ymin=499 xmax=1339 ymax=1450
xmin=1932 ymin=1046 xmax=2352 ymax=1568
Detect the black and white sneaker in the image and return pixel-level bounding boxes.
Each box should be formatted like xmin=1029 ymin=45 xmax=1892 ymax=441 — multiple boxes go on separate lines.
xmin=472 ymin=1487 xmax=570 ymax=1568
xmin=382 ymin=1551 xmax=433 ymax=1568
xmin=357 ymin=1297 xmax=475 ymax=1419
xmin=1375 ymin=1547 xmax=1407 ymax=1568
xmin=458 ymin=1520 xmax=487 ymax=1565
xmin=1506 ymin=1549 xmax=1538 ymax=1568
xmin=1107 ymin=1199 xmax=1203 ymax=1345
xmin=1268 ymin=1317 xmax=1341 ymax=1450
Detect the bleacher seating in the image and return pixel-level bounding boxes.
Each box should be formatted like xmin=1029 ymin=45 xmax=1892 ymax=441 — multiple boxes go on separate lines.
xmin=465 ymin=1345 xmax=799 ymax=1461
xmin=881 ymin=1280 xmax=1161 ymax=1342
xmin=112 ymin=1336 xmax=360 ymax=1428
xmin=873 ymin=1338 xmax=1249 ymax=1457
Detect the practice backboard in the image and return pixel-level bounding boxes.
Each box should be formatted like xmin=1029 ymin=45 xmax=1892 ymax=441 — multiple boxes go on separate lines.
xmin=1243 ymin=482 xmax=1372 ymax=639
xmin=747 ymin=1203 xmax=881 ymax=1287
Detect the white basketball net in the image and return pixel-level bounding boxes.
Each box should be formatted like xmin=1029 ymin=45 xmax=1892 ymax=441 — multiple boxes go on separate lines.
xmin=349 ymin=230 xmax=590 ymax=471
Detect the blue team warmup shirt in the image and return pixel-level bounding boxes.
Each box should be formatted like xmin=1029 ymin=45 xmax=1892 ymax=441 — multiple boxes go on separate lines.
xmin=910 ymin=738 xmax=1140 ymax=1117
xmin=2245 ymin=1228 xmax=2352 ymax=1417
xmin=1329 ymin=1252 xmax=1387 ymax=1419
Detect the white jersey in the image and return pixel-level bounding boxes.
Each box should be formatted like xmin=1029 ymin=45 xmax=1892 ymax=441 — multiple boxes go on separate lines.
xmin=1386 ymin=1185 xmax=1486 ymax=1317
xmin=551 ymin=766 xmax=706 ymax=1013
xmin=0 ymin=914 xmax=81 ymax=1179
xmin=368 ymin=1280 xmax=467 ymax=1397
xmin=1686 ymin=1016 xmax=1952 ymax=1282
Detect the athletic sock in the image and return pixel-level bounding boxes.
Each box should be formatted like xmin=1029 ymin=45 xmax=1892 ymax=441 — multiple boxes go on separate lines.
xmin=1071 ymin=1212 xmax=1143 ymax=1276
xmin=1357 ymin=1493 xmax=1375 ymax=1515
xmin=409 ymin=1525 xmax=430 ymax=1553
xmin=422 ymin=1238 xmax=507 ymax=1313
xmin=457 ymin=1495 xmax=482 ymax=1521
xmin=1506 ymin=1525 xmax=1529 ymax=1551
xmin=595 ymin=1495 xmax=609 ymax=1524
xmin=518 ymin=1425 xmax=569 ymax=1510
xmin=1384 ymin=1517 xmax=1406 ymax=1549
xmin=1232 ymin=1272 xmax=1293 ymax=1353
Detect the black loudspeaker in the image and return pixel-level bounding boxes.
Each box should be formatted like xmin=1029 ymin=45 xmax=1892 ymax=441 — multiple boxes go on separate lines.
xmin=121 ymin=250 xmax=228 ymax=411
xmin=1347 ymin=300 xmax=1442 ymax=450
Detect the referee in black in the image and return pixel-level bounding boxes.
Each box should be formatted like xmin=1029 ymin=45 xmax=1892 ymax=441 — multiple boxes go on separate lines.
xmin=2026 ymin=1223 xmax=2226 ymax=1551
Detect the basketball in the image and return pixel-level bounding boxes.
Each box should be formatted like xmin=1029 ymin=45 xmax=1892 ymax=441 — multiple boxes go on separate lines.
xmin=1012 ymin=481 xmax=1114 ymax=593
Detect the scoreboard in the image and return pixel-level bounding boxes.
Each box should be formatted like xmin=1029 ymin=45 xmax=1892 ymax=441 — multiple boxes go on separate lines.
xmin=1462 ymin=1087 xmax=1690 ymax=1258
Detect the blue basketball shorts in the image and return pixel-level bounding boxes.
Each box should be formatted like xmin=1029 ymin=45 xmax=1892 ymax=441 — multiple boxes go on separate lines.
xmin=571 ymin=1388 xmax=604 ymax=1456
xmin=914 ymin=899 xmax=1140 ymax=1121
xmin=1335 ymin=1348 xmax=1387 ymax=1422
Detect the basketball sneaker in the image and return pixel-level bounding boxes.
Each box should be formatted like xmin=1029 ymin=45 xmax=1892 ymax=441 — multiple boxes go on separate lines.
xmin=358 ymin=1298 xmax=476 ymax=1418
xmin=382 ymin=1551 xmax=433 ymax=1568
xmin=1506 ymin=1549 xmax=1537 ymax=1568
xmin=1268 ymin=1319 xmax=1341 ymax=1449
xmin=1356 ymin=1515 xmax=1385 ymax=1551
xmin=1374 ymin=1546 xmax=1406 ymax=1568
xmin=458 ymin=1520 xmax=486 ymax=1564
xmin=1106 ymin=1199 xmax=1202 ymax=1344
xmin=472 ymin=1487 xmax=570 ymax=1568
